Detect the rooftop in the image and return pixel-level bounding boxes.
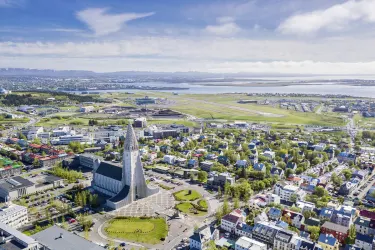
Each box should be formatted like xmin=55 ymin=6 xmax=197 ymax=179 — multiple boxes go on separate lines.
xmin=0 ymin=204 xmax=27 ymax=221
xmin=32 ymin=226 xmax=103 ymax=250
xmin=95 ymin=161 xmax=122 ymax=181
xmin=322 ymin=221 xmax=349 ymax=234
xmin=0 ymin=176 xmax=34 ymax=192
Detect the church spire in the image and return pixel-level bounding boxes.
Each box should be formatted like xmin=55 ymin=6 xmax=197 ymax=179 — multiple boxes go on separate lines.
xmin=124 ymin=123 xmax=138 ymax=151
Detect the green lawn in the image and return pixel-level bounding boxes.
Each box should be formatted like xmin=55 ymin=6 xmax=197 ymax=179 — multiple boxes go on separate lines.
xmin=0 ymin=118 xmax=29 ymax=125
xmin=171 ymin=103 xmax=344 ymax=126
xmin=148 ymin=119 xmax=198 ymax=127
xmin=158 ymin=183 xmax=175 ymax=190
xmin=166 ymin=93 xmax=345 ymax=126
xmin=175 ymin=202 xmax=207 ymax=216
xmin=59 ymin=106 xmax=78 ymax=111
xmin=36 ymin=116 xmax=89 ymax=127
xmin=198 ymin=199 xmax=208 ymax=209
xmin=173 ymin=189 xmax=202 ymax=201
xmin=104 ymin=217 xmax=168 ymax=245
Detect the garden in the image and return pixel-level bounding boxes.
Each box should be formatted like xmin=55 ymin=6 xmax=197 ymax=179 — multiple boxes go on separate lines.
xmin=173 ymin=189 xmax=208 ymax=216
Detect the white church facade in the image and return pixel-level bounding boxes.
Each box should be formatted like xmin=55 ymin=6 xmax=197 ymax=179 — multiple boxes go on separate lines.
xmin=91 ymin=124 xmax=159 ymax=210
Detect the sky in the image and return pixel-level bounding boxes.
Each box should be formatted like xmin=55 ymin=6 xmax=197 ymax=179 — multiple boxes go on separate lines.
xmin=1 ymin=0 xmax=375 ymax=74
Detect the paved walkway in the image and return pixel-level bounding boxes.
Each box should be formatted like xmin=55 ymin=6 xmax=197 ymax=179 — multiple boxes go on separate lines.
xmin=110 ymin=190 xmax=175 ymax=217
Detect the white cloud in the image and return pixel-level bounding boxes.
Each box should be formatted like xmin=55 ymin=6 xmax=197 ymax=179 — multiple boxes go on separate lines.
xmin=278 ymin=0 xmax=375 ymax=35
xmin=76 ymin=8 xmax=154 ymax=36
xmin=1 ymin=36 xmax=375 ymax=62
xmin=205 ymin=16 xmax=241 ymax=36
xmin=205 ymin=22 xmax=241 ymax=36
xmin=0 ymin=0 xmax=22 ymax=7
xmin=2 ymin=29 xmax=375 ymax=74
xmin=39 ymin=28 xmax=84 ymax=33
xmin=216 ymin=16 xmax=236 ymax=24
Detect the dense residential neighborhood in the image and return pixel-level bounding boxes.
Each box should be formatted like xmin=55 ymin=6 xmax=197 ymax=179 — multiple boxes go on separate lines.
xmin=0 ymin=88 xmax=375 ymax=250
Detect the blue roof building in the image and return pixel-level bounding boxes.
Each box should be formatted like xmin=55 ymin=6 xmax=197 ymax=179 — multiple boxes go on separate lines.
xmin=268 ymin=207 xmax=282 ymax=220
xmin=355 ymin=233 xmax=374 ymax=248
xmin=344 ymin=245 xmax=362 ymax=250
xmin=270 ymin=167 xmax=284 ymax=178
xmin=318 ymin=234 xmax=338 ymax=248
xmin=319 ymin=208 xmax=334 ymax=220
xmin=253 ymin=163 xmax=266 ymax=172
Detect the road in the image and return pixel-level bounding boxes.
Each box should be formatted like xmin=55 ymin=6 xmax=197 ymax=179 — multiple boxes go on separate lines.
xmin=350 ymin=172 xmax=375 ymax=200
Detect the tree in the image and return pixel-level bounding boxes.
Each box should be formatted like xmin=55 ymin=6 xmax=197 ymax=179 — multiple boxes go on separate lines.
xmin=217 ymin=186 xmax=222 ymax=199
xmin=285 ymin=169 xmax=294 ymax=178
xmin=32 ymin=158 xmax=40 ymax=168
xmin=233 ymin=197 xmax=240 ymax=209
xmin=278 ymin=162 xmax=286 ymax=170
xmin=331 ymin=172 xmax=343 ymax=187
xmin=224 ymin=182 xmax=230 ymax=196
xmin=18 ymin=132 xmax=26 ymax=140
xmin=189 ymin=172 xmax=195 ymax=182
xmin=197 ymin=171 xmax=208 ymax=183
xmin=303 ymin=210 xmax=312 ymax=219
xmin=342 ymin=169 xmax=352 ymax=180
xmin=314 ymin=186 xmax=327 ymax=197
xmin=346 ymin=224 xmax=356 ymax=244
xmin=222 ymin=198 xmax=230 ymax=215
xmin=290 ymin=194 xmax=298 ymax=203
xmin=32 ymin=137 xmax=42 ymax=145
xmin=207 ymin=240 xmax=218 ymax=250
xmin=338 ymin=196 xmax=344 ymax=204
xmin=289 ymin=206 xmax=302 ymax=213
xmin=308 ymin=226 xmax=320 ymax=241
xmin=215 ymin=208 xmax=223 ymax=224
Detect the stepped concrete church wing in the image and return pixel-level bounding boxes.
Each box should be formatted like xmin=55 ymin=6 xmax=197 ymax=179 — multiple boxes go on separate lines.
xmin=91 ymin=124 xmax=159 ymax=210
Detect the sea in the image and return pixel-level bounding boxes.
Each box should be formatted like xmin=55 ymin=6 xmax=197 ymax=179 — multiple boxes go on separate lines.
xmin=68 ymin=76 xmax=375 ymax=98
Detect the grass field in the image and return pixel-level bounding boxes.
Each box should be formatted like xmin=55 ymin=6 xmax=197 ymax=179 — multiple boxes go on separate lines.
xmin=167 ymin=94 xmax=345 ymax=126
xmin=0 ymin=118 xmax=29 ymax=125
xmin=104 ymin=217 xmax=168 ymax=244
xmin=175 ymin=202 xmax=207 ymax=216
xmin=148 ymin=119 xmax=197 ymax=127
xmin=173 ymin=189 xmax=201 ymax=201
xmin=36 ymin=116 xmax=89 ymax=127
xmin=198 ymin=199 xmax=208 ymax=209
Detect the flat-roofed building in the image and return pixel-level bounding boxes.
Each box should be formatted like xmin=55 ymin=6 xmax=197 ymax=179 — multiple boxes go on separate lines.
xmin=32 ymin=225 xmax=103 ymax=250
xmin=0 ymin=176 xmax=35 ymax=201
xmin=0 ymin=221 xmax=39 ymax=250
xmin=0 ymin=204 xmax=28 ymax=229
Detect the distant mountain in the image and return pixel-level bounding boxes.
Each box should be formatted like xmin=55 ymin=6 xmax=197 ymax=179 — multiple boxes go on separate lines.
xmin=0 ymin=68 xmax=313 ymax=78
xmin=0 ymin=68 xmax=96 ymax=77
xmin=0 ymin=68 xmax=363 ymax=79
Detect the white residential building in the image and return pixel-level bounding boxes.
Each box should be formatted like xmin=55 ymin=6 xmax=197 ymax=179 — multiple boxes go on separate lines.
xmin=265 ymin=193 xmax=280 ymax=205
xmin=163 ymin=155 xmax=176 ymax=165
xmin=221 ymin=210 xmax=245 ymax=233
xmin=80 ymin=106 xmax=95 ymax=113
xmin=189 ymin=225 xmax=219 ymax=250
xmin=235 ymin=236 xmax=267 ymax=250
xmin=262 ymin=150 xmax=275 ymax=160
xmin=52 ymin=126 xmax=71 ymax=137
xmin=297 ymin=200 xmax=316 ymax=213
xmin=274 ymin=182 xmax=306 ymax=202
xmin=23 ymin=127 xmax=44 ymax=140
xmin=0 ymin=204 xmax=28 ymax=229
